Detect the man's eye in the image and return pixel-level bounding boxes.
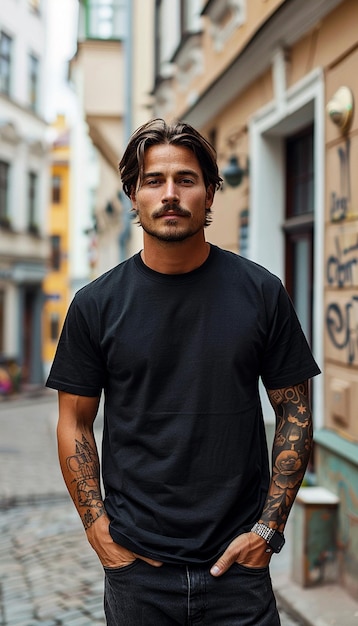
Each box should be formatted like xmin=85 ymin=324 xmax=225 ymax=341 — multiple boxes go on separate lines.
xmin=180 ymin=178 xmax=194 ymax=184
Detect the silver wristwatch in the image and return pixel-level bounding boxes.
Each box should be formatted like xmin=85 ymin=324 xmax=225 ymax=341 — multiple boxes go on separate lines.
xmin=251 ymin=522 xmax=285 ymax=553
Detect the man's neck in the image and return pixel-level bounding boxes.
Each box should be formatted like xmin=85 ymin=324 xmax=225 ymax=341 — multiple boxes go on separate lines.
xmin=141 ymin=233 xmax=210 ymax=274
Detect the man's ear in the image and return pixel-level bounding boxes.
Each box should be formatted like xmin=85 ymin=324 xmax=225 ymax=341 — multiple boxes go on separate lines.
xmin=205 ymin=184 xmax=215 ymax=208
xmin=130 ymin=186 xmax=137 ymax=208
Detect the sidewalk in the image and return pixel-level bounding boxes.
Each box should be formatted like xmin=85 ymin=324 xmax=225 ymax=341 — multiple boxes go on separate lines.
xmin=1 ymin=390 xmax=358 ymax=625
xmin=270 ymin=518 xmax=358 ymax=626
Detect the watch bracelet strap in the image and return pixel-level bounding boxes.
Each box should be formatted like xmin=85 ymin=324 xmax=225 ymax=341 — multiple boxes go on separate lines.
xmin=251 ymin=522 xmax=275 ymax=542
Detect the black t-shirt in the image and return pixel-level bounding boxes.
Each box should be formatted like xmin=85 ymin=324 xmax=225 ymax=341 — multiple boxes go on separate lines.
xmin=46 ymin=245 xmax=320 ymax=564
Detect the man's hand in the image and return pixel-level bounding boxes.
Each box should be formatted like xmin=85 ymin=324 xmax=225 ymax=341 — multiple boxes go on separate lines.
xmin=86 ymin=513 xmax=163 ymax=569
xmin=210 ymin=532 xmax=272 ymax=577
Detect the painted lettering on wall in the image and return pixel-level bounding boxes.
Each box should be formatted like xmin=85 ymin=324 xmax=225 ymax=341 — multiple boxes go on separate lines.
xmin=326 ymin=234 xmax=358 ymax=287
xmin=330 ymin=140 xmax=351 ymax=222
xmin=325 ymin=138 xmax=358 ymax=364
xmin=326 ymin=296 xmax=358 ymax=365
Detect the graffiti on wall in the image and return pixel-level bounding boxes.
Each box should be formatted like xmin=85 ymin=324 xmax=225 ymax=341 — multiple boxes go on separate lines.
xmin=330 ymin=139 xmax=351 ymax=222
xmin=326 ymin=295 xmax=358 ymax=364
xmin=326 ymin=233 xmax=358 ymax=288
xmin=325 ymin=139 xmax=358 ymax=365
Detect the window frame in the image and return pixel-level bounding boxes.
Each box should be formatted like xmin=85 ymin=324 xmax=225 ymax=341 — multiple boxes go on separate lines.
xmin=51 ymin=174 xmax=62 ymax=204
xmin=85 ymin=0 xmax=126 ymax=40
xmin=28 ymin=171 xmax=38 ymax=231
xmin=28 ymin=52 xmax=40 ymax=112
xmin=0 ymin=160 xmax=10 ymax=225
xmin=0 ymin=31 xmax=12 ymax=96
xmin=284 ymin=125 xmax=314 ymax=344
xmin=50 ymin=234 xmax=61 ymax=270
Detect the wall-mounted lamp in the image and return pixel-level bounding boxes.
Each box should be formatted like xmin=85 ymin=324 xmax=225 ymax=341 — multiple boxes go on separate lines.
xmin=222 ymin=124 xmax=249 ymax=187
xmin=327 ymin=86 xmax=354 ymax=135
xmin=105 ymin=201 xmax=115 ymax=215
xmin=222 ymin=155 xmax=249 ymax=188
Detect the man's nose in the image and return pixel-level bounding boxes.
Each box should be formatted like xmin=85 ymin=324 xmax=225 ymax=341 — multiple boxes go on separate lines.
xmin=162 ymin=180 xmax=179 ymax=204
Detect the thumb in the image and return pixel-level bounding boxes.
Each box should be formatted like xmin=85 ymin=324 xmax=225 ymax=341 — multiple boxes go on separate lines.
xmin=133 ymin=553 xmax=163 ymax=568
xmin=210 ymin=551 xmax=235 ymax=577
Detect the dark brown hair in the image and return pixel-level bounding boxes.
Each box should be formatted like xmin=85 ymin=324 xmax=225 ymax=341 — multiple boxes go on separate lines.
xmin=119 ymin=118 xmax=223 ymax=198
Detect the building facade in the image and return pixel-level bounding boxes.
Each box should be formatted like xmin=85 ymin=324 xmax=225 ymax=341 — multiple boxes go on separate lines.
xmin=42 ymin=112 xmax=96 ymax=377
xmin=0 ymin=0 xmax=49 ymax=386
xmin=42 ymin=116 xmax=71 ymax=376
xmin=150 ymin=0 xmax=358 ymax=599
xmin=70 ymin=0 xmax=155 ymax=276
xmin=65 ymin=0 xmax=358 ymax=599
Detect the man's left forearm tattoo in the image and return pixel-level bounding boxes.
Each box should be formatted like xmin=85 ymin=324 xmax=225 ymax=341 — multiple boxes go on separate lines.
xmin=262 ymin=382 xmax=313 ymax=530
xmin=66 ymin=435 xmax=104 ymax=529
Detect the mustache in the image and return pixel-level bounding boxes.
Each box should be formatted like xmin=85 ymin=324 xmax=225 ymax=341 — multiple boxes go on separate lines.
xmin=152 ymin=204 xmax=191 ymax=218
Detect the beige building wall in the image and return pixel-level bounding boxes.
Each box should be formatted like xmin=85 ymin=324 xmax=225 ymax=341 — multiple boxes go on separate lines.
xmin=151 ymin=0 xmax=358 ymax=598
xmin=324 ymin=42 xmax=358 ymax=442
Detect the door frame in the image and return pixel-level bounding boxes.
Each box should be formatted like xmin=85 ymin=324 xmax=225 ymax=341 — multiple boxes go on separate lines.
xmin=249 ymin=65 xmax=324 ymax=429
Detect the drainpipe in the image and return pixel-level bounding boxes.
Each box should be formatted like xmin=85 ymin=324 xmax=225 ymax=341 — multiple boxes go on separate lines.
xmin=118 ymin=0 xmax=133 ymax=262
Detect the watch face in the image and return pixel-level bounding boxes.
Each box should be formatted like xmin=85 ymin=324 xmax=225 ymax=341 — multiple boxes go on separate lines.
xmin=269 ymin=531 xmax=285 ymax=553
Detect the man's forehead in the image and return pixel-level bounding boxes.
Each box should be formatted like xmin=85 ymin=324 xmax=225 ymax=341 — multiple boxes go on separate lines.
xmin=142 ymin=143 xmax=201 ymax=170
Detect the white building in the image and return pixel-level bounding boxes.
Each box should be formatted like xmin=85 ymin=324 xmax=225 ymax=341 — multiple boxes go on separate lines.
xmin=0 ymin=0 xmax=49 ymax=386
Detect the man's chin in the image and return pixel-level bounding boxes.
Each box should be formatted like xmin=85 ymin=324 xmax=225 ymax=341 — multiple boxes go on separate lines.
xmin=142 ymin=225 xmax=192 ymax=243
xmin=153 ymin=232 xmax=190 ymax=243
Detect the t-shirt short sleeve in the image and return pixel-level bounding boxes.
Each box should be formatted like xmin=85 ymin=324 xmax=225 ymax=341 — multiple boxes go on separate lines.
xmin=260 ymin=283 xmax=320 ymax=390
xmin=46 ymin=294 xmax=105 ymax=397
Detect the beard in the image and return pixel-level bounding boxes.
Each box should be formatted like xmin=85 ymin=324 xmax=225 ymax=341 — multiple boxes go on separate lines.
xmin=137 ymin=205 xmax=205 ymax=242
xmin=140 ymin=219 xmax=203 ymax=242
xmin=137 ymin=204 xmax=207 ymax=242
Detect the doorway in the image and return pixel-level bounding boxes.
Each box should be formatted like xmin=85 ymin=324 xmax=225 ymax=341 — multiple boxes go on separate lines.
xmin=284 ymin=125 xmax=314 ymax=344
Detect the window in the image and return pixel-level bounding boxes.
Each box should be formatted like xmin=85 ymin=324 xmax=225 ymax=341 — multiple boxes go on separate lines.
xmin=0 ymin=32 xmax=12 ymax=96
xmin=86 ymin=1 xmax=126 ymax=39
xmin=50 ymin=312 xmax=60 ymax=341
xmin=284 ymin=125 xmax=314 ymax=343
xmin=28 ymin=172 xmax=38 ymax=231
xmin=28 ymin=53 xmax=39 ymax=112
xmin=154 ymin=0 xmax=180 ymax=82
xmin=0 ymin=161 xmax=10 ymax=225
xmin=50 ymin=235 xmax=61 ymax=270
xmin=154 ymin=0 xmax=202 ymax=90
xmin=52 ymin=175 xmax=62 ymax=204
xmin=286 ymin=129 xmax=314 ymax=217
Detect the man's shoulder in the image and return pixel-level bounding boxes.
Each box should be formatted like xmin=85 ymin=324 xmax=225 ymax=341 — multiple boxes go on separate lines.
xmin=74 ymin=255 xmax=137 ymax=303
xmin=214 ymin=246 xmax=281 ymax=285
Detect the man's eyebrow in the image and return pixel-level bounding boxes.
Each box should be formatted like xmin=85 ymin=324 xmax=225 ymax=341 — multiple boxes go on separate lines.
xmin=177 ymin=169 xmax=199 ymax=178
xmin=142 ymin=169 xmax=199 ymax=179
xmin=142 ymin=171 xmax=161 ymax=178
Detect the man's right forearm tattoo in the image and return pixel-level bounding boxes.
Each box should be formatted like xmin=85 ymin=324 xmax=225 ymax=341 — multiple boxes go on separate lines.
xmin=66 ymin=434 xmax=104 ymax=529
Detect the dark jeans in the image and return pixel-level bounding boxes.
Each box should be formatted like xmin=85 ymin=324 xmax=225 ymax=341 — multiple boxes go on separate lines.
xmin=104 ymin=560 xmax=281 ymax=625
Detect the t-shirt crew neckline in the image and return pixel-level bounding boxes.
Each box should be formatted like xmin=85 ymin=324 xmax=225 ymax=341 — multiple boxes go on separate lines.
xmin=133 ymin=243 xmax=216 ymax=283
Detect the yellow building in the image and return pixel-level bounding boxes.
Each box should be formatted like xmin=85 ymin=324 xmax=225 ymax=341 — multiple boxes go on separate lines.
xmin=42 ymin=116 xmax=71 ymax=374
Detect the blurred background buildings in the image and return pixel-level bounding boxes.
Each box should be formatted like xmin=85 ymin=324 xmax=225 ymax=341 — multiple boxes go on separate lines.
xmin=0 ymin=0 xmax=358 ymax=604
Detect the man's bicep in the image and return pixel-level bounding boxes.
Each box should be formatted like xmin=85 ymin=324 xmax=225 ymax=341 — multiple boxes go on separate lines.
xmin=266 ymin=380 xmax=310 ymax=416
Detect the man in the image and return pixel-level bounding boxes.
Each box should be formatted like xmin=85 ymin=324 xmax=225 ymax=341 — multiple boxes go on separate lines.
xmin=47 ymin=118 xmax=320 ymax=625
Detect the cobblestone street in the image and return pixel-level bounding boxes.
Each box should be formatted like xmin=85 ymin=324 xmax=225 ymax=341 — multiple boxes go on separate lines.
xmin=0 ymin=500 xmax=105 ymax=625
